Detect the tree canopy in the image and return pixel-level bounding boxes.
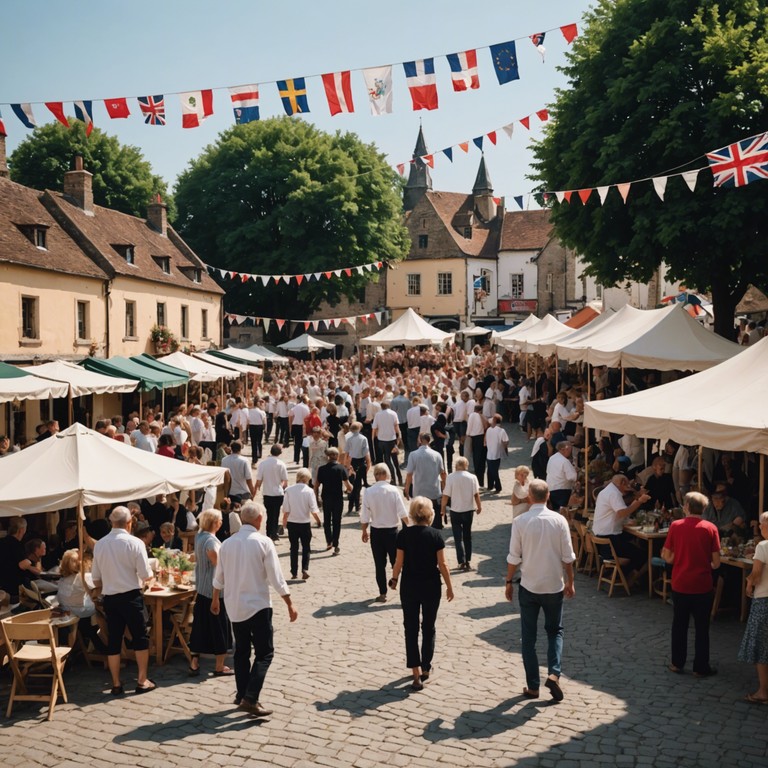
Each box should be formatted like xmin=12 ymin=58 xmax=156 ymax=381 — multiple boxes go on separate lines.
xmin=9 ymin=121 xmax=173 ymax=219
xmin=532 ymin=0 xmax=768 ymax=337
xmin=173 ymin=117 xmax=409 ymax=335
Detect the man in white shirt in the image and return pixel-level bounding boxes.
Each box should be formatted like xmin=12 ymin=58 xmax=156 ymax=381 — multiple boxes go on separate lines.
xmin=505 ymin=479 xmax=575 ymax=702
xmin=546 ymin=441 xmax=577 ymax=510
xmin=466 ymin=404 xmax=488 ymax=488
xmin=188 ymin=406 xmax=204 ymax=446
xmin=282 ymin=469 xmax=322 ymax=580
xmin=289 ymin=396 xmax=310 ymax=465
xmin=372 ymin=400 xmax=402 ymax=486
xmin=361 ymin=463 xmax=409 ymax=602
xmin=212 ymin=502 xmax=297 ymax=718
xmin=452 ymin=391 xmax=470 ymax=457
xmin=247 ymin=400 xmax=267 ymax=463
xmin=405 ymin=396 xmax=423 ymax=457
xmin=222 ymin=441 xmax=255 ymax=503
xmin=346 ymin=422 xmax=371 ymax=514
xmin=91 ymin=506 xmax=155 ymax=696
xmin=133 ymin=421 xmax=157 ymax=453
xmin=441 ymin=457 xmax=481 ymax=570
xmin=484 ymin=415 xmax=509 ymax=494
xmin=255 ymin=443 xmax=289 ymax=541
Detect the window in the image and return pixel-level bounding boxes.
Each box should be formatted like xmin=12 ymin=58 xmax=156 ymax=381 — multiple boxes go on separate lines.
xmin=21 ymin=296 xmax=38 ymax=339
xmin=76 ymin=301 xmax=89 ymax=340
xmin=418 ymin=235 xmax=429 ymax=249
xmin=546 ymin=273 xmax=553 ymax=293
xmin=157 ymin=302 xmax=166 ymax=327
xmin=595 ymin=283 xmax=603 ymax=299
xmin=420 ymin=218 xmax=427 ymax=230
xmin=357 ymin=286 xmax=366 ymax=304
xmin=201 ymin=309 xmax=209 ymax=339
xmin=407 ymin=273 xmax=421 ymax=296
xmin=510 ymin=274 xmax=524 ymax=299
xmin=463 ymin=226 xmax=472 ymax=239
xmin=153 ymin=256 xmax=171 ymax=274
xmin=192 ymin=268 xmax=201 ymax=283
xmin=181 ymin=305 xmax=189 ymax=339
xmin=437 ymin=272 xmax=453 ymax=295
xmin=113 ymin=244 xmax=135 ymax=264
xmin=125 ymin=301 xmax=136 ymax=337
xmin=18 ymin=225 xmax=48 ymax=249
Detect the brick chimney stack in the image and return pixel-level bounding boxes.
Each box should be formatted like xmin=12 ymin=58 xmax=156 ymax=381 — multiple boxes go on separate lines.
xmin=0 ymin=135 xmax=8 ymax=178
xmin=147 ymin=193 xmax=167 ymax=236
xmin=63 ymin=155 xmax=94 ymax=212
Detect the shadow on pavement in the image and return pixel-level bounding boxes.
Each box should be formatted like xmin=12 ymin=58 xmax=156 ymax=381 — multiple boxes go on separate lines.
xmin=312 ymin=599 xmax=399 ymax=618
xmin=113 ymin=709 xmax=262 ymax=743
xmin=315 ymin=677 xmax=412 ymax=717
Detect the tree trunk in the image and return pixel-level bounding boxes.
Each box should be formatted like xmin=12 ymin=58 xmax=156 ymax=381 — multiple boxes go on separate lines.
xmin=709 ymin=279 xmax=745 ymax=341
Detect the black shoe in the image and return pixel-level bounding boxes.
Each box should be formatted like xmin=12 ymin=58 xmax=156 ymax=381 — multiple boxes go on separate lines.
xmin=693 ymin=668 xmax=718 ymax=678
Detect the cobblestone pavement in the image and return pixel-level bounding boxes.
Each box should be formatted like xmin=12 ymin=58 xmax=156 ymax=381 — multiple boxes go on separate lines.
xmin=0 ymin=426 xmax=763 ymax=768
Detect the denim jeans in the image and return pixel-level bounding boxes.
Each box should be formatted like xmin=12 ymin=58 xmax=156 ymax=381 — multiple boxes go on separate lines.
xmin=232 ymin=607 xmax=274 ymax=705
xmin=450 ymin=509 xmax=474 ymax=565
xmin=518 ymin=585 xmax=564 ymax=691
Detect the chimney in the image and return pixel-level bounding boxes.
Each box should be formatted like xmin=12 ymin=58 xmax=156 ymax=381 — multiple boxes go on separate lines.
xmin=147 ymin=193 xmax=167 ymax=236
xmin=63 ymin=155 xmax=93 ymax=212
xmin=0 ymin=135 xmax=8 ymax=178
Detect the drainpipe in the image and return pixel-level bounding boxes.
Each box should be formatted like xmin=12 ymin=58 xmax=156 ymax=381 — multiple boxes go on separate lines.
xmin=104 ymin=279 xmax=112 ymax=358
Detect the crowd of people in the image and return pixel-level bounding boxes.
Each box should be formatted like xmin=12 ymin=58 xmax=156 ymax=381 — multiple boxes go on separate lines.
xmin=1 ymin=340 xmax=767 ymax=711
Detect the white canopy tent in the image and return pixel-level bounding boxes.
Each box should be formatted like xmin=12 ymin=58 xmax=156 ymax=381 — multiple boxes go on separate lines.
xmin=534 ymin=308 xmax=617 ymax=357
xmin=555 ymin=304 xmax=742 ymax=371
xmin=242 ymin=345 xmax=290 ymax=364
xmin=584 ymin=336 xmax=768 ymax=455
xmin=496 ymin=314 xmax=573 ymax=353
xmin=0 ymin=361 xmax=69 ymax=404
xmin=457 ymin=324 xmax=493 ymax=338
xmin=492 ymin=313 xmax=540 ymax=342
xmin=277 ymin=333 xmax=336 ymax=353
xmin=192 ymin=351 xmax=263 ymax=376
xmin=21 ymin=359 xmax=138 ymax=397
xmin=360 ymin=308 xmax=454 ymax=347
xmin=157 ymin=351 xmax=241 ymax=382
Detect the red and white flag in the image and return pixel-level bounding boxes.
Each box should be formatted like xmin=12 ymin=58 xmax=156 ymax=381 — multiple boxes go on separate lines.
xmin=179 ymin=90 xmax=214 ymax=128
xmin=403 ymin=59 xmax=438 ymax=111
xmin=104 ymin=98 xmax=130 ymax=118
xmin=321 ymin=71 xmax=354 ymax=116
xmin=45 ymin=102 xmax=69 ymax=127
xmin=446 ymin=50 xmax=480 ymax=91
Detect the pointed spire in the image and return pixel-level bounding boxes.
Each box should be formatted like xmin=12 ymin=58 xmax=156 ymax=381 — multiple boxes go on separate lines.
xmin=404 ymin=126 xmax=432 ymax=211
xmin=472 ymin=155 xmax=493 ymax=195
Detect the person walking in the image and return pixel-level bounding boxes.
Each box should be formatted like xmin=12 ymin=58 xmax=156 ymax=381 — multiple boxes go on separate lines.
xmin=662 ymin=491 xmax=720 ymax=677
xmin=345 ymin=422 xmax=371 ymax=515
xmin=316 ymin=447 xmax=352 ymax=555
xmin=505 ymin=479 xmax=576 ymax=702
xmin=484 ymin=414 xmax=509 ymax=494
xmin=255 ymin=443 xmax=289 ymax=542
xmin=188 ymin=509 xmax=233 ymax=677
xmin=389 ymin=496 xmax=454 ymax=691
xmin=91 ymin=506 xmax=156 ymax=696
xmin=212 ymin=502 xmax=297 ymax=718
xmin=404 ymin=433 xmax=447 ymax=530
xmin=466 ymin=403 xmax=488 ymax=488
xmin=282 ymin=469 xmax=322 ymax=580
xmin=361 ymin=463 xmax=409 ymax=602
xmin=546 ymin=441 xmax=577 ymax=510
xmin=441 ymin=457 xmax=481 ymax=571
xmin=372 ymin=400 xmax=403 ymax=485
xmin=221 ymin=441 xmax=255 ymax=503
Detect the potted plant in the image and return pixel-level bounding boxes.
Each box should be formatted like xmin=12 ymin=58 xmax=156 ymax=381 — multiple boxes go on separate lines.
xmin=150 ymin=324 xmax=179 ymax=354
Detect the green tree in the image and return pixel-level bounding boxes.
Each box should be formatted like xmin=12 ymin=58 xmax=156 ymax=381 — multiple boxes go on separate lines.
xmin=174 ymin=117 xmax=409 ymax=339
xmin=532 ymin=0 xmax=768 ymax=337
xmin=9 ymin=120 xmax=173 ymax=219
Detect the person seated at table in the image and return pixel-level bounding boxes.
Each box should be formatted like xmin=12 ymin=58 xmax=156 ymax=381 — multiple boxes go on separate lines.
xmin=642 ymin=457 xmax=677 ymax=510
xmin=23 ymin=538 xmax=59 ymax=594
xmin=703 ymin=484 xmax=746 ymax=535
xmin=592 ymin=475 xmax=651 ymax=584
xmin=141 ymin=494 xmax=173 ymax=532
xmin=0 ymin=516 xmax=39 ymax=602
xmin=57 ymin=549 xmax=108 ymax=654
xmin=156 ymin=522 xmax=183 ymax=551
xmin=133 ymin=522 xmax=155 ymax=555
xmin=53 ymin=520 xmax=80 ymax=561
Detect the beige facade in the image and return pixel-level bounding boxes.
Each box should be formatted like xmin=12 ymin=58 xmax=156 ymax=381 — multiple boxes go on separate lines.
xmin=387 ymin=257 xmax=465 ymax=320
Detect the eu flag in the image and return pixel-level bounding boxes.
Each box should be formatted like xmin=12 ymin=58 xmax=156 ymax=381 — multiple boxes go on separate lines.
xmin=490 ymin=41 xmax=520 ymax=85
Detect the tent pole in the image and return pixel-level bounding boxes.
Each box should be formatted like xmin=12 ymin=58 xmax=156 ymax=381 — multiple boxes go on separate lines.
xmin=68 ymin=385 xmax=73 ymax=427
xmin=555 ymin=353 xmax=559 ymax=391
xmin=621 ymin=365 xmax=624 ymax=396
xmin=162 ymin=388 xmax=166 ymax=419
xmin=760 ymin=454 xmax=765 ymax=517
xmin=587 ymin=364 xmax=591 ymax=400
xmin=584 ymin=426 xmax=589 ymax=516
xmin=139 ymin=390 xmax=143 ymax=420
xmin=185 ymin=381 xmax=189 ymax=406
xmin=697 ymin=446 xmax=703 ymax=492
xmin=77 ymin=500 xmax=85 ymax=584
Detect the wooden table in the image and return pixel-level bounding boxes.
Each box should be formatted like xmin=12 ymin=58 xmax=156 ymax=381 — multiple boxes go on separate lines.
xmin=143 ymin=586 xmax=195 ymax=665
xmin=720 ymin=555 xmax=753 ymax=622
xmin=624 ymin=526 xmax=668 ymax=597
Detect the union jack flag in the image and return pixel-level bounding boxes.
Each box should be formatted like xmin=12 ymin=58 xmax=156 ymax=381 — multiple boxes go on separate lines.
xmin=706 ymin=131 xmax=768 ymax=188
xmin=138 ymin=95 xmax=166 ymax=126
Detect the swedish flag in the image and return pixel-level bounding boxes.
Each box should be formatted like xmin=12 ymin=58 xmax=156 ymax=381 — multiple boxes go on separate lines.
xmin=277 ymin=78 xmax=310 ymax=116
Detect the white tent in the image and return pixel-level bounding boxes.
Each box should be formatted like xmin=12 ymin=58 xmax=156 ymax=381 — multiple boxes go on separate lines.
xmin=0 ymin=423 xmax=228 ymax=516
xmin=496 ymin=314 xmax=572 ymax=353
xmin=457 ymin=325 xmax=493 ymax=338
xmin=492 ymin=313 xmax=541 ymax=342
xmin=193 ymin=351 xmax=263 ymax=376
xmin=157 ymin=351 xmax=241 ymax=382
xmin=278 ymin=333 xmax=336 ymax=353
xmin=20 ymin=359 xmax=137 ymax=397
xmin=555 ymin=304 xmax=742 ymax=371
xmin=0 ymin=361 xmax=69 ymax=404
xmin=584 ymin=336 xmax=768 ymax=455
xmin=243 ymin=345 xmax=290 ymax=364
xmin=361 ymin=308 xmax=454 ymax=347
xmin=535 ymin=308 xmax=617 ymax=357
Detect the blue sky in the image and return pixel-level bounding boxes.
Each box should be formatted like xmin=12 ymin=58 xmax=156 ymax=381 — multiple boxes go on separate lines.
xmin=1 ymin=0 xmax=594 ymax=206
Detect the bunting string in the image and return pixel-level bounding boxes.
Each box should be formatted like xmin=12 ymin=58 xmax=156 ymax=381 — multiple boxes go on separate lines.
xmin=225 ymin=310 xmax=385 ymax=333
xmin=206 ymin=259 xmax=384 ymax=286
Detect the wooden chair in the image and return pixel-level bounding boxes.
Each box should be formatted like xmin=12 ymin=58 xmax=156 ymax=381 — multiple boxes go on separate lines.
xmin=19 ymin=583 xmax=48 ymax=611
xmin=591 ymin=535 xmax=632 ymax=597
xmin=164 ymin=597 xmax=195 ymax=665
xmin=569 ymin=521 xmax=583 ymax=567
xmin=580 ymin=528 xmax=598 ymax=576
xmin=1 ymin=608 xmax=73 ymax=720
xmin=651 ymin=556 xmax=672 ymax=604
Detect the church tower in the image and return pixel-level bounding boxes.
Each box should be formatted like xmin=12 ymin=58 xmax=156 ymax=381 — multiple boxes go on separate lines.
xmin=403 ymin=126 xmax=432 ymax=212
xmin=472 ymin=155 xmax=496 ymax=222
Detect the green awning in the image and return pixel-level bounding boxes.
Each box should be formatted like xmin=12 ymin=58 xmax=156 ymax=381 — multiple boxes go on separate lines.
xmin=0 ymin=361 xmax=31 ymax=379
xmin=131 ymin=353 xmax=191 ymax=381
xmin=82 ymin=356 xmax=188 ymax=392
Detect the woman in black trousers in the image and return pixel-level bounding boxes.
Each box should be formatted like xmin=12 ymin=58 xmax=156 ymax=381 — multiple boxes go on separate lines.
xmin=389 ymin=496 xmax=454 ymax=691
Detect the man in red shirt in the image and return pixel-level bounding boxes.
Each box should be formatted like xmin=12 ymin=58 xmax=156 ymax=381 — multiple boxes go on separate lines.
xmin=662 ymin=491 xmax=720 ymax=677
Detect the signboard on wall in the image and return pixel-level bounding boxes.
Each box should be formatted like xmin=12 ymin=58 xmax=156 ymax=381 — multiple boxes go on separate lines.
xmin=498 ymin=299 xmax=538 ymax=313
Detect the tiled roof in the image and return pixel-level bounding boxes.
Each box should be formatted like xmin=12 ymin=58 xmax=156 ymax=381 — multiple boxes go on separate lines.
xmin=44 ymin=191 xmax=224 ymax=294
xmin=500 ymin=209 xmax=554 ymax=251
xmin=0 ymin=176 xmax=108 ymax=279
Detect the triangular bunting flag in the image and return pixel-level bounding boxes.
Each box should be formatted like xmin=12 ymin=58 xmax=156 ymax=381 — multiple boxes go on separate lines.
xmin=45 ymin=103 xmax=69 ymax=127
xmin=652 ymin=176 xmax=668 ymax=201
xmin=230 ymin=271 xmax=239 ymax=280
xmin=263 ymin=318 xmax=271 ymax=333
xmin=304 ymin=321 xmax=311 ymax=331
xmin=356 ymin=266 xmax=365 ymax=275
xmin=520 ymin=116 xmax=530 ymax=130
xmin=617 ymin=183 xmax=631 ymax=203
xmin=344 ymin=268 xmax=352 ymax=276
xmin=313 ymin=272 xmax=321 ymax=281
xmin=442 ymin=147 xmax=453 ymax=162
xmin=473 ymin=136 xmax=483 ymax=151
xmin=597 ymin=186 xmax=610 ymax=204
xmin=577 ymin=188 xmax=592 ymax=204
xmin=275 ymin=319 xmax=286 ymax=331
xmin=487 ymin=131 xmax=497 ymax=145
xmin=560 ymin=24 xmax=578 ymax=44
xmin=376 ymin=261 xmax=383 ymax=268
xmin=241 ymin=274 xmax=249 ymax=283
xmin=11 ymin=103 xmax=36 ymax=129
xmin=423 ymin=154 xmax=434 ymax=168
xmin=396 ymin=163 xmax=405 ymax=176
xmin=563 ymin=191 xmax=573 ymax=203
xmin=375 ymin=312 xmax=383 ymax=324
xmin=311 ymin=320 xmax=319 ymax=331
xmin=260 ymin=275 xmax=270 ymax=287
xmin=536 ymin=109 xmax=549 ymax=122
xmin=459 ymin=141 xmax=469 ymax=153
xmin=555 ymin=191 xmax=566 ymax=203
xmin=502 ymin=123 xmax=514 ymax=139
xmin=296 ymin=274 xmax=304 ymax=285
xmin=514 ymin=195 xmax=524 ymax=210
xmin=360 ymin=314 xmax=368 ymax=324
xmin=682 ymin=169 xmax=700 ymax=192
xmin=73 ymin=101 xmax=94 ymax=136
xmin=324 ymin=271 xmax=333 ymax=279
xmin=347 ymin=317 xmax=356 ymax=328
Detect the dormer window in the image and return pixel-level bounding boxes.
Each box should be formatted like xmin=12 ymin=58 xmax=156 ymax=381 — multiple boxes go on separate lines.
xmin=113 ymin=244 xmax=135 ymax=264
xmin=180 ymin=266 xmax=201 ymax=283
xmin=153 ymin=256 xmax=171 ymax=274
xmin=18 ymin=225 xmax=48 ymax=249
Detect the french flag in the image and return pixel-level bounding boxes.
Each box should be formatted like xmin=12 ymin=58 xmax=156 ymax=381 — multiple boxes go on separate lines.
xmin=403 ymin=59 xmax=438 ymax=111
xmin=446 ymin=50 xmax=480 ymax=91
xmin=321 ymin=71 xmax=354 ymax=116
xmin=229 ymin=85 xmax=260 ymax=124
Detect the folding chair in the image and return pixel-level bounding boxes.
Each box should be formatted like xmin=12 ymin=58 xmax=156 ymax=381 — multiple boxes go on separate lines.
xmin=164 ymin=596 xmax=195 ymax=665
xmin=591 ymin=535 xmax=632 ymax=597
xmin=1 ymin=608 xmax=73 ymax=720
xmin=651 ymin=556 xmax=673 ymax=604
xmin=19 ymin=583 xmax=47 ymax=611
xmin=580 ymin=527 xmax=597 ymax=576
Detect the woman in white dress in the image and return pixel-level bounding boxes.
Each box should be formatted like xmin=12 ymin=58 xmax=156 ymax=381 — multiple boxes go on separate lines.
xmin=510 ymin=465 xmax=532 ymax=518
